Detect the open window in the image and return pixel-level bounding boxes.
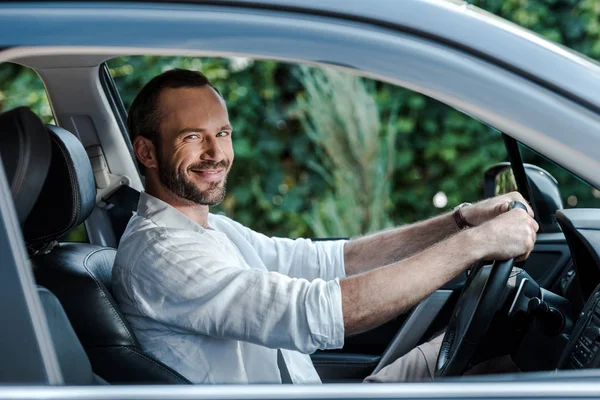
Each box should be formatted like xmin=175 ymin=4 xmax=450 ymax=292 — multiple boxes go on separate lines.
xmin=105 ymin=56 xmax=508 ymax=241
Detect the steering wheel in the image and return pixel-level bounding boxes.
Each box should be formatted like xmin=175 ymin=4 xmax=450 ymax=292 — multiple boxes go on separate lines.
xmin=435 ymin=201 xmax=528 ymax=377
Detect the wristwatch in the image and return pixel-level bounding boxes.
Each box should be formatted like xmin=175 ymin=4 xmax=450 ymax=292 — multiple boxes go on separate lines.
xmin=453 ymin=202 xmax=473 ymax=230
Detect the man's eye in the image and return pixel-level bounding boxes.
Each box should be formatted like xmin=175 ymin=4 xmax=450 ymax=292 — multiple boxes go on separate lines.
xmin=186 ymin=134 xmax=200 ymax=140
xmin=216 ymin=131 xmax=230 ymax=138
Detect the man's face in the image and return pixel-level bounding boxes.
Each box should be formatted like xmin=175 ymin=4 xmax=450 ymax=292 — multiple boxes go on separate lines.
xmin=154 ymin=86 xmax=234 ymax=206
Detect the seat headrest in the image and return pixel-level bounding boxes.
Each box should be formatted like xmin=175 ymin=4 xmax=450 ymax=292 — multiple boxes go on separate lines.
xmin=0 ymin=107 xmax=51 ymax=224
xmin=24 ymin=125 xmax=96 ymax=247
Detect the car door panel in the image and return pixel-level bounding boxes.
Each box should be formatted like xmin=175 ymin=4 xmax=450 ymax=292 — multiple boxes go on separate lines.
xmin=312 ymin=289 xmax=454 ymax=383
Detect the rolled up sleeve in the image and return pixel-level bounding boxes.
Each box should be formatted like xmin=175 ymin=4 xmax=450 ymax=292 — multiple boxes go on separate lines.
xmin=227 ymin=219 xmax=347 ymax=281
xmin=130 ymin=232 xmax=345 ymax=354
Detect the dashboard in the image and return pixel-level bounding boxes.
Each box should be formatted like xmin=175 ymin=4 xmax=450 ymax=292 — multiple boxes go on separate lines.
xmin=556 ymin=209 xmax=600 ymax=370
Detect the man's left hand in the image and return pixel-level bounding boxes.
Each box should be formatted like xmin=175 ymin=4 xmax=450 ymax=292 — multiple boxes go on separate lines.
xmin=460 ymin=191 xmax=535 ymax=227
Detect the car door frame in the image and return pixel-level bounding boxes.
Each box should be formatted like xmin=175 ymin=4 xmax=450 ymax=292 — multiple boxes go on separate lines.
xmin=0 ymin=154 xmax=62 ymax=384
xmin=3 ymin=0 xmax=600 ymax=397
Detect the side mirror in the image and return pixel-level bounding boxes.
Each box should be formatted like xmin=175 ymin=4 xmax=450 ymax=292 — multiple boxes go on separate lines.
xmin=484 ymin=162 xmax=563 ymax=232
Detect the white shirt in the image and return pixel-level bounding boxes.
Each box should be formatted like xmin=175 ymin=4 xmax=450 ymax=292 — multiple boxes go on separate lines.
xmin=112 ymin=192 xmax=347 ymax=384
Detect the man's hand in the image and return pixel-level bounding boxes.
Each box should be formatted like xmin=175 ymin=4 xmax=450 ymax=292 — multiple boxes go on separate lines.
xmin=341 ymin=197 xmax=539 ymax=335
xmin=341 ymin=206 xmax=538 ymax=335
xmin=460 ymin=192 xmax=535 ymax=227
xmin=470 ymin=207 xmax=539 ymax=261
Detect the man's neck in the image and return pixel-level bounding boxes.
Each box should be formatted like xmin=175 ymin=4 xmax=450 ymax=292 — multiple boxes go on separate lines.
xmin=145 ymin=182 xmax=210 ymax=229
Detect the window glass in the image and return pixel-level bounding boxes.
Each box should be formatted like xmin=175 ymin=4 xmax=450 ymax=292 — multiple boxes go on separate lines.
xmin=0 ymin=62 xmax=54 ymax=123
xmin=0 ymin=62 xmax=87 ymax=242
xmin=519 ymin=143 xmax=600 ymax=209
xmin=107 ymin=56 xmax=507 ymax=238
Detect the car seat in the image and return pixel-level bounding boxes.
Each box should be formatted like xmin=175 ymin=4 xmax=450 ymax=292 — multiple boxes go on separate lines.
xmin=15 ymin=118 xmax=190 ymax=384
xmin=0 ymin=106 xmax=104 ymax=384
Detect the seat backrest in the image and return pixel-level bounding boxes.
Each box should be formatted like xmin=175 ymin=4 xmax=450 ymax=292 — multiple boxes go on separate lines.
xmin=23 ymin=124 xmax=190 ymax=384
xmin=0 ymin=107 xmax=104 ymax=385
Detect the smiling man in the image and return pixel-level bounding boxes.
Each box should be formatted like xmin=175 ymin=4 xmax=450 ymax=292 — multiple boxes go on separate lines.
xmin=112 ymin=68 xmax=538 ymax=384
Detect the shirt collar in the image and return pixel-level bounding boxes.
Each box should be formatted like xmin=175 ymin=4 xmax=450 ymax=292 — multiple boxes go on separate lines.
xmin=137 ymin=191 xmax=205 ymax=233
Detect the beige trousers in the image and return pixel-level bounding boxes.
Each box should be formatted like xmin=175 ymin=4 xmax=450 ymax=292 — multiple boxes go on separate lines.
xmin=364 ymin=333 xmax=519 ymax=382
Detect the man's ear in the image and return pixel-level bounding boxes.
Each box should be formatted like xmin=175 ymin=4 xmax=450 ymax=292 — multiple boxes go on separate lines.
xmin=134 ymin=136 xmax=158 ymax=169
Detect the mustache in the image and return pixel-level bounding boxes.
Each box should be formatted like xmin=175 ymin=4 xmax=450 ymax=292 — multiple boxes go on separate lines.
xmin=188 ymin=160 xmax=230 ymax=171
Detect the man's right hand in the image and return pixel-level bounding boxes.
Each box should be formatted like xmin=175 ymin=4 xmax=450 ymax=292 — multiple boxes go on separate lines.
xmin=341 ymin=205 xmax=539 ymax=336
xmin=471 ymin=208 xmax=539 ymax=261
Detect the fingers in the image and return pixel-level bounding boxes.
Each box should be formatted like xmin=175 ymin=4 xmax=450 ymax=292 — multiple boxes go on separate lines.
xmin=484 ymin=206 xmax=537 ymax=261
xmin=507 ymin=205 xmax=539 ymax=234
xmin=497 ymin=201 xmax=510 ymax=215
xmin=530 ymin=216 xmax=540 ymax=233
xmin=505 ymin=191 xmax=534 ymax=218
xmin=517 ymin=245 xmax=534 ymax=262
xmin=516 ymin=211 xmax=537 ymax=261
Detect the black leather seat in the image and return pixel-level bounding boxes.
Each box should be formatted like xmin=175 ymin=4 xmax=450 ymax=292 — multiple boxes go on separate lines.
xmin=24 ymin=124 xmax=190 ymax=384
xmin=0 ymin=107 xmax=51 ymax=227
xmin=0 ymin=107 xmax=103 ymax=385
xmin=38 ymin=287 xmax=107 ymax=385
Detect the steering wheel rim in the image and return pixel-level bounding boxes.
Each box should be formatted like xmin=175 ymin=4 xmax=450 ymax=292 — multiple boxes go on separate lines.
xmin=435 ymin=201 xmax=527 ymax=377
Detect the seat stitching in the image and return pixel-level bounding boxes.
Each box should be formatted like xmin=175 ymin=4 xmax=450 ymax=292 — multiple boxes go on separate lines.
xmin=82 ymin=247 xmax=136 ymax=345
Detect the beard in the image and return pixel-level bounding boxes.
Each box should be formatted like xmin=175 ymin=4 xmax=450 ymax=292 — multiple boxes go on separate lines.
xmin=157 ymin=152 xmax=229 ymax=206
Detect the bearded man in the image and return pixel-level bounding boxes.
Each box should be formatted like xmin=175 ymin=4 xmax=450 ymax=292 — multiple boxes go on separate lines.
xmin=112 ymin=69 xmax=538 ymax=384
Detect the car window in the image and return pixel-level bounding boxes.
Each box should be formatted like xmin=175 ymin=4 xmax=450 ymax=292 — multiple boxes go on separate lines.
xmin=0 ymin=62 xmax=53 ymax=123
xmin=107 ymin=56 xmax=507 ymax=238
xmin=0 ymin=62 xmax=87 ymax=243
xmin=519 ymin=143 xmax=600 ymax=209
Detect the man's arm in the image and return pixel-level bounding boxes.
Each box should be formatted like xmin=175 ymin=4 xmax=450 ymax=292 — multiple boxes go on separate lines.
xmin=341 ymin=208 xmax=538 ymax=335
xmin=212 ymin=214 xmax=346 ymax=281
xmin=344 ymin=192 xmax=535 ymax=276
xmin=120 ymin=208 xmax=535 ymax=352
xmin=344 ymin=212 xmax=458 ymax=276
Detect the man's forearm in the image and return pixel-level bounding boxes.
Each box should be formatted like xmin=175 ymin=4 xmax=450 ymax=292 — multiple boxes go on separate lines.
xmin=340 ymin=228 xmax=481 ymax=336
xmin=343 ymin=212 xmax=460 ymax=276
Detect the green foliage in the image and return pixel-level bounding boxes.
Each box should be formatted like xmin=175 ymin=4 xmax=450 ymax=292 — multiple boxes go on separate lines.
xmin=296 ymin=66 xmax=398 ymax=236
xmin=2 ymin=0 xmax=600 ymax=238
xmin=0 ymin=64 xmax=53 ymax=123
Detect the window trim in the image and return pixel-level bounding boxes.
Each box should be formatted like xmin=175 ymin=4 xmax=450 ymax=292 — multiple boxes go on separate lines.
xmin=503 ymin=133 xmax=542 ymax=230
xmin=99 ymin=62 xmax=140 ymax=178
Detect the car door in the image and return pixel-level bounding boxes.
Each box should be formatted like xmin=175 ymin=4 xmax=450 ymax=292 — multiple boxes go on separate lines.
xmin=5 ymin=0 xmax=600 ymax=397
xmin=0 ymin=153 xmax=62 ymax=384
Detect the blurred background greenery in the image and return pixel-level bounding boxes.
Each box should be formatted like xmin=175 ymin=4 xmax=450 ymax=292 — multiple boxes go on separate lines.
xmin=1 ymin=0 xmax=600 ymax=239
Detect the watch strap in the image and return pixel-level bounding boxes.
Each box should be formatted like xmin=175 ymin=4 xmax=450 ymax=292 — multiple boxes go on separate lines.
xmin=453 ymin=202 xmax=473 ymax=229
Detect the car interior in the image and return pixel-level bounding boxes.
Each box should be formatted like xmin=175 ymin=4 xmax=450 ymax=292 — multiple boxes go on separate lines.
xmin=3 ymin=49 xmax=600 ymax=387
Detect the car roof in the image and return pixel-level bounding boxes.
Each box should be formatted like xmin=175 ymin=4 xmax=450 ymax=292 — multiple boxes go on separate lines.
xmin=3 ymin=0 xmax=600 ymax=113
xmin=34 ymin=0 xmax=599 ymax=113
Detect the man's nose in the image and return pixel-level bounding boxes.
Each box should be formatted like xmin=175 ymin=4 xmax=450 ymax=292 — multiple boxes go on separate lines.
xmin=200 ymin=135 xmax=225 ymax=161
